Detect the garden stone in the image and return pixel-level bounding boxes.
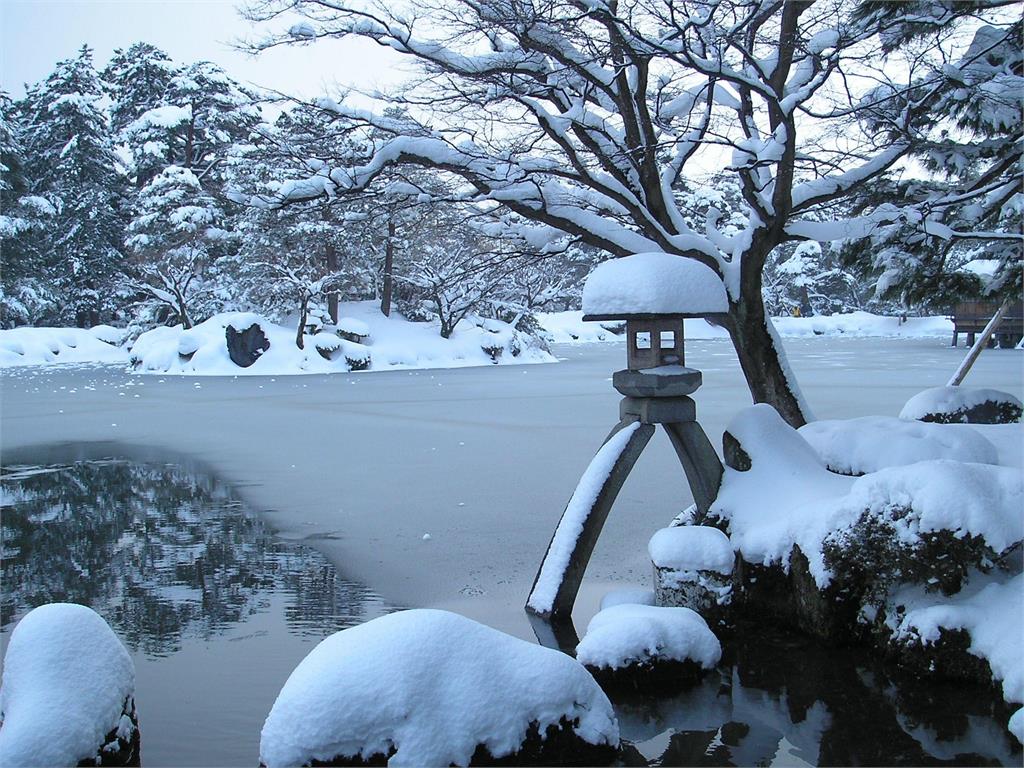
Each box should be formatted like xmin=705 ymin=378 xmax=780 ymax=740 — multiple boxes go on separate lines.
xmin=225 ymin=323 xmax=270 ymax=368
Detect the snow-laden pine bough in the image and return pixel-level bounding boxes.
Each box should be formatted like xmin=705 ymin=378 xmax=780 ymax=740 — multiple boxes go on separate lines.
xmin=0 ymin=604 xmax=139 ymax=767
xmin=241 ymin=0 xmax=1020 ymax=429
xmin=259 ymin=609 xmax=619 ymax=767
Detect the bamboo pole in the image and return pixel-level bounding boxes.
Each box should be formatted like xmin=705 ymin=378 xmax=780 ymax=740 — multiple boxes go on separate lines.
xmin=947 ymin=298 xmax=1013 ymax=386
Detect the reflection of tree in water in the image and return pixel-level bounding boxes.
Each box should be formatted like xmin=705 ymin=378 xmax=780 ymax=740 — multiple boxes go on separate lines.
xmin=613 ymin=621 xmax=1018 ymax=766
xmin=1 ymin=461 xmax=386 ymax=656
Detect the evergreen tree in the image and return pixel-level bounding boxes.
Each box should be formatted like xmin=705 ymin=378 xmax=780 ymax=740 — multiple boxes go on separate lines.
xmin=17 ymin=46 xmax=126 ymax=326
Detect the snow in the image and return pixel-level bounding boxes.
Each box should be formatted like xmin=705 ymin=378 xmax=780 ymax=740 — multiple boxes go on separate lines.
xmin=900 ymin=386 xmax=1022 ymax=421
xmin=648 ymin=525 xmax=734 ymax=574
xmin=1011 ymin=708 xmax=1023 ymax=744
xmin=129 ymin=303 xmax=553 ymax=375
xmin=527 ymin=422 xmax=642 ymax=614
xmin=336 ymin=317 xmax=370 ymax=337
xmin=798 ymin=416 xmax=1001 ymax=474
xmin=600 ymin=588 xmax=656 ymax=610
xmin=891 ymin=573 xmax=1023 ymax=707
xmin=575 ymin=604 xmax=722 ymax=670
xmin=581 ymin=253 xmax=729 ymax=317
xmin=537 ymin=310 xmax=954 ymax=344
xmin=0 ymin=326 xmax=129 ymax=367
xmin=259 ymin=609 xmax=618 ymax=767
xmin=0 ymin=603 xmax=135 ymax=767
xmin=712 ymin=405 xmax=1023 ymax=587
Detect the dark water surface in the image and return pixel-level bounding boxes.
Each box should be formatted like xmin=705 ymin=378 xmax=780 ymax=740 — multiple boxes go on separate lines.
xmin=0 ymin=456 xmax=1019 ymax=766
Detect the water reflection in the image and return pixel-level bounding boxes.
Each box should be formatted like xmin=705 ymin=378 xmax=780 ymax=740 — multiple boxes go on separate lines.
xmin=1 ymin=460 xmax=387 ymax=656
xmin=614 ymin=622 xmax=1018 ymax=766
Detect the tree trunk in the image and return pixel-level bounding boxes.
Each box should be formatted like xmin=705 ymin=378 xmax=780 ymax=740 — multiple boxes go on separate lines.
xmin=296 ymin=301 xmax=307 ymax=350
xmin=325 ymin=242 xmax=339 ymax=324
xmin=380 ymin=217 xmax=396 ymax=317
xmin=726 ymin=299 xmax=809 ymax=428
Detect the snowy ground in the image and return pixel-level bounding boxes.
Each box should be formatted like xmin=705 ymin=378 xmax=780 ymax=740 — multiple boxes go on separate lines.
xmin=1 ymin=337 xmax=1020 ymax=640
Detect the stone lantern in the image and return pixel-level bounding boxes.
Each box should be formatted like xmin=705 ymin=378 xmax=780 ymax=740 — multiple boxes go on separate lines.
xmin=527 ymin=253 xmax=729 ymax=630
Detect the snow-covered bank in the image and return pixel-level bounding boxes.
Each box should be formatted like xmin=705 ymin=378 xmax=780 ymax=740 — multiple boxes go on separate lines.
xmin=537 ymin=310 xmax=955 ymax=344
xmin=1 ymin=302 xmax=554 ymax=374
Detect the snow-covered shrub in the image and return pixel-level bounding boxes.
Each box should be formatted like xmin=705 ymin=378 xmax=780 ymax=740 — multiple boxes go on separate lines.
xmin=0 ymin=604 xmax=138 ymax=767
xmin=901 ymin=386 xmax=1022 ymax=425
xmin=0 ymin=326 xmax=128 ymax=367
xmin=259 ymin=609 xmax=618 ymax=767
xmin=575 ymin=604 xmax=721 ymax=692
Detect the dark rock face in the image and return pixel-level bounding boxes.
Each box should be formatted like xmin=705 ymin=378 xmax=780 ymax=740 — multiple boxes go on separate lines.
xmin=75 ymin=696 xmax=141 ymax=767
xmin=583 ymin=659 xmax=707 ymax=696
xmin=225 ymin=324 xmax=270 ymax=368
xmin=917 ymin=398 xmax=1022 ymax=425
xmin=296 ymin=717 xmax=617 ymax=767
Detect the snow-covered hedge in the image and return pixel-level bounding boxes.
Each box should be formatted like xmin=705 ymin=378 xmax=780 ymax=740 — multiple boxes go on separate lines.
xmin=0 ymin=326 xmax=129 ymax=367
xmin=259 ymin=609 xmax=618 ymax=767
xmin=900 ymin=386 xmax=1023 ymax=425
xmin=0 ymin=604 xmax=138 ymax=767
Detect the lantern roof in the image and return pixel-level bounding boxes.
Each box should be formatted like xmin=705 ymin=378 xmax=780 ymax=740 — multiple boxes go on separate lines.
xmin=581 ymin=252 xmax=729 ymax=320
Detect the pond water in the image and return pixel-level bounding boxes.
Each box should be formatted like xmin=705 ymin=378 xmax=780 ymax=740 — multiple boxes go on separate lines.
xmin=0 ymin=457 xmax=1019 ymax=766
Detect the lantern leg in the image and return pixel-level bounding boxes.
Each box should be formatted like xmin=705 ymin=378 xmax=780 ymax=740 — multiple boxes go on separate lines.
xmin=526 ymin=417 xmax=656 ymax=621
xmin=662 ymin=421 xmax=723 ymax=515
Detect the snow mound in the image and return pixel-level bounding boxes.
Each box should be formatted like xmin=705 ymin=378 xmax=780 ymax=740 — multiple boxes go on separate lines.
xmin=582 ymin=253 xmax=728 ymax=316
xmin=129 ymin=303 xmax=553 ymax=376
xmin=713 ymin=405 xmax=1022 ymax=587
xmin=1010 ymin=708 xmax=1023 ymax=744
xmin=0 ymin=326 xmax=128 ymax=367
xmin=0 ymin=603 xmax=135 ymax=767
xmin=648 ymin=526 xmax=734 ymax=574
xmin=900 ymin=386 xmax=1022 ymax=423
xmin=600 ymin=588 xmax=656 ymax=610
xmin=576 ymin=604 xmax=722 ymax=670
xmin=259 ymin=609 xmax=618 ymax=767
xmin=799 ymin=416 xmax=1000 ymax=475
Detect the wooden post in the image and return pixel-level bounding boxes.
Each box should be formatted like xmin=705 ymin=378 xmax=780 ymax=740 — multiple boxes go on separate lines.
xmin=948 ymin=298 xmax=1013 ymax=387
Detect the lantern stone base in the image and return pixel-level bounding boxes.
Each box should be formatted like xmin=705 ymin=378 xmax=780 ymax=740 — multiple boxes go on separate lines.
xmin=612 ymin=367 xmax=701 ymax=398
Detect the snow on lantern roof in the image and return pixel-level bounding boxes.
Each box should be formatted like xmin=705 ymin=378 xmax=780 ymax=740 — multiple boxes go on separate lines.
xmin=582 ymin=252 xmax=729 ymax=319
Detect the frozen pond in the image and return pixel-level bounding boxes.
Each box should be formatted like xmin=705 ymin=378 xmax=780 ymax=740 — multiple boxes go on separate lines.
xmin=0 ymin=338 xmax=1022 ymax=764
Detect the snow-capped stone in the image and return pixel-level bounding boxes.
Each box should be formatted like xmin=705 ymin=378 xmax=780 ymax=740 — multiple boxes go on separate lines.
xmin=799 ymin=415 xmax=1000 ymax=475
xmin=648 ymin=525 xmax=734 ymax=575
xmin=576 ymin=604 xmax=722 ymax=671
xmin=581 ymin=252 xmax=728 ymax=317
xmin=0 ymin=604 xmax=136 ymax=767
xmin=259 ymin=609 xmax=618 ymax=767
xmin=336 ymin=316 xmax=370 ymax=339
xmin=900 ymin=386 xmax=1022 ymax=425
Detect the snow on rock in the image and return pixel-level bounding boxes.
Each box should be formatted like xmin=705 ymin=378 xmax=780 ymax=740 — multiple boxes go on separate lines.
xmin=129 ymin=302 xmax=553 ymax=376
xmin=648 ymin=526 xmax=734 ymax=574
xmin=0 ymin=326 xmax=129 ymax=367
xmin=528 ymin=422 xmax=642 ymax=614
xmin=798 ymin=416 xmax=1001 ymax=475
xmin=581 ymin=253 xmax=728 ymax=316
xmin=0 ymin=603 xmax=136 ymax=767
xmin=1010 ymin=708 xmax=1023 ymax=744
xmin=599 ymin=588 xmax=655 ymax=611
xmin=259 ymin=609 xmax=619 ymax=767
xmin=336 ymin=316 xmax=370 ymax=338
xmin=575 ymin=604 xmax=722 ymax=671
xmin=891 ymin=573 xmax=1023 ymax=709
xmin=900 ymin=386 xmax=1022 ymax=424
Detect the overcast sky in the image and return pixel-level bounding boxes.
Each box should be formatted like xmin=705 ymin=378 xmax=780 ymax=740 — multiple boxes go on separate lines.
xmin=0 ymin=0 xmax=406 ymax=100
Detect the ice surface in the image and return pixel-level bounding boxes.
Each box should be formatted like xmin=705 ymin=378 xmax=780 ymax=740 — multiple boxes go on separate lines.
xmin=582 ymin=253 xmax=728 ymax=316
xmin=575 ymin=604 xmax=722 ymax=670
xmin=799 ymin=416 xmax=1001 ymax=474
xmin=527 ymin=422 xmax=642 ymax=614
xmin=0 ymin=604 xmax=135 ymax=767
xmin=600 ymin=588 xmax=656 ymax=610
xmin=900 ymin=386 xmax=1023 ymax=421
xmin=648 ymin=526 xmax=734 ymax=574
xmin=259 ymin=609 xmax=618 ymax=767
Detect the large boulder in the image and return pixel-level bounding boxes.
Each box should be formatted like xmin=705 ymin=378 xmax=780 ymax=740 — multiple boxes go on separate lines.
xmin=260 ymin=609 xmax=619 ymax=766
xmin=225 ymin=322 xmax=270 ymax=368
xmin=0 ymin=604 xmax=139 ymax=767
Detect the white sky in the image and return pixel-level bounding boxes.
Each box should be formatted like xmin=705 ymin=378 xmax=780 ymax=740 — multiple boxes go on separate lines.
xmin=0 ymin=0 xmax=407 ymax=100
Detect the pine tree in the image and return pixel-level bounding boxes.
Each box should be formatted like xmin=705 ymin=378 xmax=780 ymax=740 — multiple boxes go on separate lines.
xmin=17 ymin=46 xmax=127 ymax=326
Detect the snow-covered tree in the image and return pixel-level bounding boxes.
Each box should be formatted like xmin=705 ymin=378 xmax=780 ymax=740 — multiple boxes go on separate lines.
xmin=125 ymin=165 xmax=228 ymax=328
xmin=17 ymin=46 xmax=126 ymax=326
xmin=842 ymin=4 xmax=1022 ymax=309
xmin=244 ymin=0 xmax=999 ymax=425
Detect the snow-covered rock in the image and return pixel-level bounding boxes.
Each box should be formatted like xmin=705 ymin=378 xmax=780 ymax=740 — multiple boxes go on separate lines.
xmin=0 ymin=603 xmax=138 ymax=767
xmin=336 ymin=316 xmax=370 ymax=340
xmin=581 ymin=252 xmax=729 ymax=316
xmin=259 ymin=609 xmax=619 ymax=767
xmin=900 ymin=386 xmax=1022 ymax=425
xmin=649 ymin=526 xmax=734 ymax=622
xmin=576 ymin=604 xmax=721 ymax=690
xmin=0 ymin=326 xmax=129 ymax=367
xmin=799 ymin=416 xmax=1001 ymax=475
